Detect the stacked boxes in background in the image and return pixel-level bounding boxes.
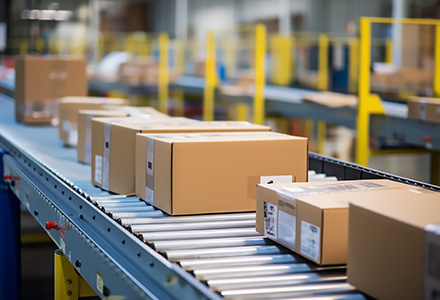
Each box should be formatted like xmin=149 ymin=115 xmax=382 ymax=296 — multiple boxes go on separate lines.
xmin=407 ymin=97 xmax=440 ymax=123
xmin=58 ymin=96 xmax=129 ymax=147
xmin=347 ymin=188 xmax=440 ymax=300
xmin=91 ymin=117 xmax=198 ymax=195
xmin=136 ymin=131 xmax=307 ymax=215
xmin=256 ymin=179 xmax=416 ymax=265
xmin=15 ymin=56 xmax=87 ymax=124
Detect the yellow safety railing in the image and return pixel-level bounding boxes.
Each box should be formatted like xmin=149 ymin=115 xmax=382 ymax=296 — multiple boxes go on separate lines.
xmin=253 ymin=24 xmax=266 ymax=125
xmin=356 ymin=17 xmax=440 ymax=167
xmin=270 ymin=34 xmax=293 ymax=86
xmin=317 ymin=34 xmax=329 ymax=91
xmin=203 ymin=31 xmax=217 ymax=121
xmin=157 ymin=33 xmax=169 ymax=113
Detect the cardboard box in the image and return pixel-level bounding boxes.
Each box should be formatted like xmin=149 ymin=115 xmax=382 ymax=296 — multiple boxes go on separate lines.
xmin=91 ymin=117 xmax=200 ymax=195
xmin=77 ymin=109 xmax=129 ymax=164
xmin=256 ymin=179 xmax=415 ymax=265
xmin=118 ymin=59 xmax=179 ymax=85
xmin=139 ymin=132 xmax=307 ymax=215
xmin=136 ymin=122 xmax=272 ymax=200
xmin=104 ymin=106 xmax=169 ymax=119
xmin=15 ymin=56 xmax=87 ymax=124
xmin=59 ymin=97 xmax=129 ymax=147
xmin=407 ymin=97 xmax=440 ymax=123
xmin=347 ymin=188 xmax=440 ymax=300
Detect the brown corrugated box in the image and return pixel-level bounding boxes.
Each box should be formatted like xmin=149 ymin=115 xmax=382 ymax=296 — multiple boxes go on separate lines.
xmin=15 ymin=56 xmax=87 ymax=124
xmin=91 ymin=117 xmax=199 ymax=195
xmin=135 ymin=122 xmax=272 ymax=200
xmin=140 ymin=132 xmax=307 ymax=215
xmin=59 ymin=97 xmax=129 ymax=147
xmin=77 ymin=109 xmax=129 ymax=164
xmin=407 ymin=97 xmax=440 ymax=123
xmin=347 ymin=188 xmax=440 ymax=300
xmin=256 ymin=179 xmax=415 ymax=265
xmin=104 ymin=106 xmax=169 ymax=119
xmin=118 ymin=59 xmax=179 ymax=85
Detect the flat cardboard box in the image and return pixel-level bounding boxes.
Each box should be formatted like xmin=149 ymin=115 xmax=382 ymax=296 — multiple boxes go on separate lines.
xmin=91 ymin=117 xmax=199 ymax=195
xmin=15 ymin=56 xmax=87 ymax=124
xmin=407 ymin=97 xmax=440 ymax=123
xmin=59 ymin=97 xmax=129 ymax=146
xmin=256 ymin=179 xmax=417 ymax=265
xmin=140 ymin=132 xmax=307 ymax=215
xmin=135 ymin=122 xmax=272 ymax=199
xmin=347 ymin=188 xmax=440 ymax=300
xmin=104 ymin=106 xmax=169 ymax=119
xmin=77 ymin=109 xmax=129 ymax=164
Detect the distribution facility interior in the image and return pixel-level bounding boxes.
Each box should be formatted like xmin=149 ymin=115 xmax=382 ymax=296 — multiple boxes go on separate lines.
xmin=0 ymin=0 xmax=439 ymax=299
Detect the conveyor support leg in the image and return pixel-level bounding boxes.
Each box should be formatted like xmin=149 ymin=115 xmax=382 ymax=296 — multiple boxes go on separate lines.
xmin=0 ymin=150 xmax=21 ymax=300
xmin=54 ymin=249 xmax=97 ymax=300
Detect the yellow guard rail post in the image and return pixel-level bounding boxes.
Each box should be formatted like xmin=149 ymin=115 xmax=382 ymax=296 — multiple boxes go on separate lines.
xmin=203 ymin=31 xmax=216 ymax=121
xmin=158 ymin=33 xmax=169 ymax=113
xmin=385 ymin=38 xmax=393 ymax=64
xmin=348 ymin=38 xmax=359 ymax=94
xmin=253 ymin=24 xmax=267 ymax=125
xmin=317 ymin=34 xmax=329 ymax=91
xmin=54 ymin=250 xmax=96 ymax=300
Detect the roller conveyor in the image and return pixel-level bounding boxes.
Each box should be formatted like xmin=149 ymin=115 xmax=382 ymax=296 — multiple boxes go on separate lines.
xmin=1 ymin=93 xmax=438 ymax=299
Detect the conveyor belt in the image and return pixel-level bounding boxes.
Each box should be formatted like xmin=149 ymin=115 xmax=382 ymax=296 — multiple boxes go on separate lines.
xmin=1 ymin=92 xmax=438 ymax=299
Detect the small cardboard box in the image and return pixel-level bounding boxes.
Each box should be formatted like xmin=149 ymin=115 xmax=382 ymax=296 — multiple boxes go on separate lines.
xmin=136 ymin=122 xmax=272 ymax=199
xmin=91 ymin=117 xmax=199 ymax=195
xmin=59 ymin=97 xmax=129 ymax=147
xmin=256 ymin=180 xmax=414 ymax=265
xmin=104 ymin=106 xmax=169 ymax=119
xmin=407 ymin=97 xmax=440 ymax=123
xmin=347 ymin=188 xmax=440 ymax=300
xmin=15 ymin=56 xmax=87 ymax=124
xmin=140 ymin=132 xmax=307 ymax=215
xmin=77 ymin=109 xmax=129 ymax=164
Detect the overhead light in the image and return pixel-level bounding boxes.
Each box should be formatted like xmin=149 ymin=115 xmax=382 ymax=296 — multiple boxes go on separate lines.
xmin=20 ymin=9 xmax=73 ymax=21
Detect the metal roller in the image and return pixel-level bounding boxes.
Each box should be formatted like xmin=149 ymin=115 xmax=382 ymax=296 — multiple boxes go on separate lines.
xmin=104 ymin=206 xmax=156 ymax=213
xmin=131 ymin=219 xmax=255 ymax=233
xmin=112 ymin=211 xmax=167 ymax=219
xmin=95 ymin=199 xmax=144 ymax=205
xmin=206 ymin=271 xmax=347 ymax=291
xmin=164 ymin=245 xmax=287 ymax=261
xmin=193 ymin=263 xmax=324 ymax=281
xmin=120 ymin=213 xmax=256 ymax=226
xmin=153 ymin=237 xmax=271 ymax=251
xmin=98 ymin=202 xmax=150 ymax=208
xmin=290 ymin=292 xmax=368 ymax=300
xmin=220 ymin=282 xmax=356 ymax=299
xmin=179 ymin=254 xmax=302 ymax=270
xmin=141 ymin=228 xmax=261 ymax=241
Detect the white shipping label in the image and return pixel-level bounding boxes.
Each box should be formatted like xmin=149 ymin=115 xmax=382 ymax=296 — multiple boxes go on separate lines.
xmin=67 ymin=129 xmax=78 ymax=147
xmin=260 ymin=175 xmax=293 ymax=185
xmin=145 ymin=187 xmax=154 ymax=205
xmin=84 ymin=115 xmax=93 ymax=164
xmin=102 ymin=123 xmax=111 ymax=190
xmin=278 ymin=210 xmax=296 ymax=249
xmin=95 ymin=155 xmax=102 ymax=184
xmin=264 ymin=202 xmax=278 ymax=239
xmin=300 ymin=221 xmax=320 ymax=262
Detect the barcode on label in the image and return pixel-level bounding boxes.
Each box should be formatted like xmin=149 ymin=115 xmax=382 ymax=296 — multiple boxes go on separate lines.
xmin=264 ymin=202 xmax=277 ymax=239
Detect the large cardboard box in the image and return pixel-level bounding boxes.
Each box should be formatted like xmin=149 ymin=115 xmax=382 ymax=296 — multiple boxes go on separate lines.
xmin=139 ymin=132 xmax=307 ymax=215
xmin=347 ymin=188 xmax=440 ymax=300
xmin=104 ymin=106 xmax=169 ymax=119
xmin=91 ymin=117 xmax=199 ymax=195
xmin=256 ymin=180 xmax=416 ymax=265
xmin=77 ymin=110 xmax=129 ymax=164
xmin=135 ymin=122 xmax=272 ymax=200
xmin=407 ymin=97 xmax=440 ymax=123
xmin=59 ymin=97 xmax=129 ymax=147
xmin=15 ymin=56 xmax=87 ymax=124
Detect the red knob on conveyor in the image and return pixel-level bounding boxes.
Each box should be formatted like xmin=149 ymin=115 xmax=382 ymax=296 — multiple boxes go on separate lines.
xmin=4 ymin=174 xmax=12 ymax=180
xmin=46 ymin=222 xmax=60 ymax=231
xmin=423 ymin=135 xmax=432 ymax=143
